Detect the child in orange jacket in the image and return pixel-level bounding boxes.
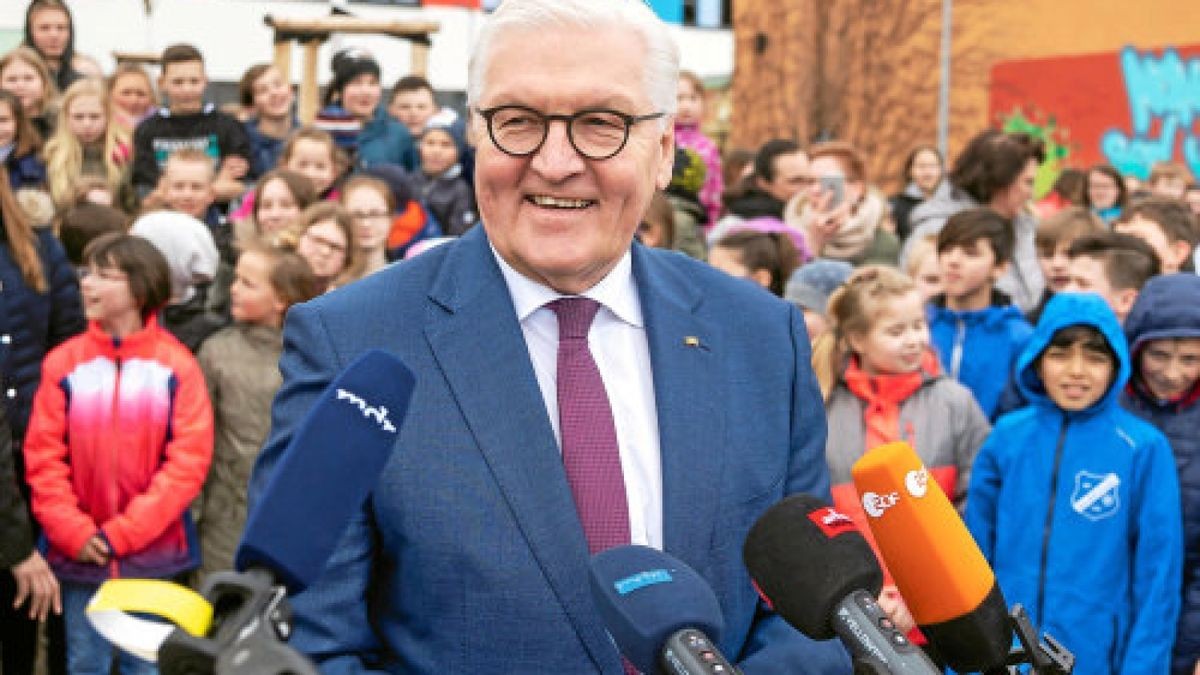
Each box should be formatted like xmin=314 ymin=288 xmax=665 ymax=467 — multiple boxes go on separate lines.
xmin=24 ymin=233 xmax=212 ymax=674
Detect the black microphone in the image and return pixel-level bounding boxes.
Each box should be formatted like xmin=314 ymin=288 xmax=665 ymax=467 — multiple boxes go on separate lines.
xmin=590 ymin=545 xmax=742 ymax=675
xmin=742 ymin=494 xmax=941 ymax=674
xmin=159 ymin=349 xmax=416 ymax=675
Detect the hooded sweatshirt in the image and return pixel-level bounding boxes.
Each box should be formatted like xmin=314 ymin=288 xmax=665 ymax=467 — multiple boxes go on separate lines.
xmin=1119 ymin=273 xmax=1200 ymax=674
xmin=927 ymin=289 xmax=1033 ymax=418
xmin=965 ymin=293 xmax=1182 ymax=675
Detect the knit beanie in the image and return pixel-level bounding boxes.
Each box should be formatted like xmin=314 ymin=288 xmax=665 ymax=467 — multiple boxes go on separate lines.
xmin=326 ymin=47 xmax=381 ymax=105
xmin=130 ymin=211 xmax=219 ymax=305
xmin=785 ymin=259 xmax=854 ymax=315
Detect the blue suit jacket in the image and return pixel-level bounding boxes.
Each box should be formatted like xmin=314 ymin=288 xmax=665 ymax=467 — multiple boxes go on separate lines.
xmin=249 ymin=226 xmax=849 ymax=674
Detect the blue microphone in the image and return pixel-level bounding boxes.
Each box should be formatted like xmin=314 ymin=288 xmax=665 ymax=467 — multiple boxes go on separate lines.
xmin=235 ymin=348 xmax=415 ymax=592
xmin=589 ymin=545 xmax=741 ymax=675
xmin=159 ymin=349 xmax=416 ymax=675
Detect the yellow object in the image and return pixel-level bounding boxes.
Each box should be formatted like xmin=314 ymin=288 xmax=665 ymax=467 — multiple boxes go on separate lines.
xmin=85 ymin=579 xmax=214 ymax=663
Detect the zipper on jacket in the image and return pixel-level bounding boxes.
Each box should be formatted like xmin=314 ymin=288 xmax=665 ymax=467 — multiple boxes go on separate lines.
xmin=1036 ymin=414 xmax=1069 ymax=625
xmin=108 ymin=351 xmax=122 ymax=579
xmin=950 ymin=318 xmax=966 ymax=379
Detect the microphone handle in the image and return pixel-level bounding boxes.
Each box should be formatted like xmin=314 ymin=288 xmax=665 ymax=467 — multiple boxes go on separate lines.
xmin=831 ymin=590 xmax=941 ymax=675
xmin=659 ymin=628 xmax=742 ymax=675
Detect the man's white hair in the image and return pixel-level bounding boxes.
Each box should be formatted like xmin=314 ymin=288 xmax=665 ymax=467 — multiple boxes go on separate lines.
xmin=467 ymin=0 xmax=680 ymax=116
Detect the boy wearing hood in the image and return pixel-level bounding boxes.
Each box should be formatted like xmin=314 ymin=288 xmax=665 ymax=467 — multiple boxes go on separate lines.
xmin=1120 ymin=273 xmax=1200 ymax=675
xmin=410 ymin=120 xmax=476 ymax=237
xmin=966 ymin=293 xmax=1182 ymax=675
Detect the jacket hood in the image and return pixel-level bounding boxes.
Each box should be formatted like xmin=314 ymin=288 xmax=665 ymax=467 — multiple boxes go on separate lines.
xmin=927 ymin=289 xmax=1022 ymax=327
xmin=1124 ymin=273 xmax=1200 ymax=355
xmin=1015 ymin=292 xmax=1129 ymax=413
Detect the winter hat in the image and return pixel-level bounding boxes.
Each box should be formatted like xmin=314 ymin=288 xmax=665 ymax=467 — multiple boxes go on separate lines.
xmin=1124 ymin=273 xmax=1200 ymax=354
xmin=130 ymin=211 xmax=219 ymax=305
xmin=421 ymin=117 xmax=467 ymax=160
xmin=326 ymin=47 xmax=381 ymax=105
xmin=785 ymin=259 xmax=854 ymax=315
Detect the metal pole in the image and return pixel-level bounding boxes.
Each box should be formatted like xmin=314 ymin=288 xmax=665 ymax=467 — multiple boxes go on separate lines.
xmin=938 ymin=0 xmax=952 ymax=157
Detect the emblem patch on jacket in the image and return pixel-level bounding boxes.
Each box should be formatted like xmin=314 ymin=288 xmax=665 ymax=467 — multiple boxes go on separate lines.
xmin=1071 ymin=471 xmax=1121 ymax=521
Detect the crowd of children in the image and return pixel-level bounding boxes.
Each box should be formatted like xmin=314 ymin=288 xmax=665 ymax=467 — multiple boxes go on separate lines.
xmin=1 ymin=0 xmax=1200 ymax=673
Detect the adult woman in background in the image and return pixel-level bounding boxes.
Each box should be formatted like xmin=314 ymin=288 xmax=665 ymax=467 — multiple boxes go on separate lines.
xmin=0 ymin=173 xmax=84 ymax=675
xmin=889 ymin=144 xmax=946 ymax=242
xmin=903 ymin=129 xmax=1046 ymax=312
xmin=788 ymin=141 xmax=899 ymax=267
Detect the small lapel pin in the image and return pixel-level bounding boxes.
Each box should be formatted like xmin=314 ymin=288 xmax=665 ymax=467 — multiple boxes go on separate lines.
xmin=684 ymin=336 xmax=701 ymax=348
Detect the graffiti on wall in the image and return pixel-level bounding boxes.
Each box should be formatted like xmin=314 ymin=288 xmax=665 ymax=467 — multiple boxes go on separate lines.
xmin=991 ymin=44 xmax=1200 ymax=180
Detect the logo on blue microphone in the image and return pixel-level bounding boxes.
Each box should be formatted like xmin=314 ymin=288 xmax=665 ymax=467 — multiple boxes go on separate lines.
xmin=614 ymin=569 xmax=673 ymax=595
xmin=336 ymin=388 xmax=398 ymax=433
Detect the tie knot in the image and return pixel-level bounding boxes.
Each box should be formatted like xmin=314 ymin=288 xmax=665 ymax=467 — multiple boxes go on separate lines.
xmin=549 ymin=297 xmax=601 ymax=340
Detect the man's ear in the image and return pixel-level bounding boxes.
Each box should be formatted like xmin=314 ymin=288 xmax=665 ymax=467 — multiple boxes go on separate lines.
xmin=654 ymin=119 xmax=675 ymax=191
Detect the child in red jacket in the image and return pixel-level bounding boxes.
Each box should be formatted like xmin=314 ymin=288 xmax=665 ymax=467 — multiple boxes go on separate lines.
xmin=24 ymin=233 xmax=213 ymax=674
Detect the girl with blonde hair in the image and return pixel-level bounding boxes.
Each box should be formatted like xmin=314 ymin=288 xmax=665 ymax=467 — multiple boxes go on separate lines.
xmin=42 ymin=78 xmax=132 ymax=210
xmin=815 ymin=265 xmax=989 ymax=644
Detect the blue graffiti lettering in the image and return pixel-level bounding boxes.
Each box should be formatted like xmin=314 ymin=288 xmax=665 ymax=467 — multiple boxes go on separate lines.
xmin=1102 ymin=46 xmax=1200 ymax=179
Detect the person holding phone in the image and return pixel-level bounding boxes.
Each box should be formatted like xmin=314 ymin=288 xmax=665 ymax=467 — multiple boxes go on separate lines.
xmin=786 ymin=141 xmax=899 ymax=266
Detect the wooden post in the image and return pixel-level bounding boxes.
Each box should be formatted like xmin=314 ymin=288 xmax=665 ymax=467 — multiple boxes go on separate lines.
xmin=273 ymin=40 xmax=292 ymax=85
xmin=300 ymin=39 xmax=322 ymax=124
xmin=262 ymin=15 xmax=442 ymax=125
xmin=411 ymin=43 xmax=430 ymax=77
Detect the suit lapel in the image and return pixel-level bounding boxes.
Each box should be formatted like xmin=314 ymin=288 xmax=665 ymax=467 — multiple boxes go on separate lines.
xmin=633 ymin=246 xmax=725 ymax=570
xmin=423 ymin=228 xmax=620 ymax=672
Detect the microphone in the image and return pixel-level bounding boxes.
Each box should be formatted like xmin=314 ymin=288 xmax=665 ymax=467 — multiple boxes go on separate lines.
xmin=742 ymin=494 xmax=940 ymax=674
xmin=234 ymin=348 xmax=415 ymax=591
xmin=850 ymin=441 xmax=1013 ymax=673
xmin=589 ymin=545 xmax=742 ymax=675
xmin=159 ymin=349 xmax=417 ymax=674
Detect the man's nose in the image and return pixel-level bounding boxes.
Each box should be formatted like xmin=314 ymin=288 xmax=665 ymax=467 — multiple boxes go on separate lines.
xmin=530 ymin=120 xmax=585 ymax=180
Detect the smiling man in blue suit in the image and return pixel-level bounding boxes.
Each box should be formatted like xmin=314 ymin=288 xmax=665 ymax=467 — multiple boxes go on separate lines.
xmin=248 ymin=0 xmax=847 ymax=672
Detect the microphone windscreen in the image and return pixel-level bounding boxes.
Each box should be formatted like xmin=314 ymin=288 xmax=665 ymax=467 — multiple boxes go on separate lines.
xmin=742 ymin=494 xmax=883 ymax=640
xmin=851 ymin=441 xmax=1012 ymax=671
xmin=236 ymin=349 xmax=415 ymax=593
xmin=589 ymin=545 xmax=723 ymax=674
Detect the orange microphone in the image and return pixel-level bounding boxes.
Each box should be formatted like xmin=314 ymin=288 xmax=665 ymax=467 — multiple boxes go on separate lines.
xmin=851 ymin=441 xmax=1012 ymax=673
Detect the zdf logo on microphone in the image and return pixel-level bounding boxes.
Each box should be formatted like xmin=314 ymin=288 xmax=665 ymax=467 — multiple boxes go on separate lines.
xmin=904 ymin=468 xmax=929 ymax=498
xmin=861 ymin=491 xmax=899 ymax=518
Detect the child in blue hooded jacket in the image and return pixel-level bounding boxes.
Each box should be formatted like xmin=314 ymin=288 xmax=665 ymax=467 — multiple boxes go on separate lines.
xmin=965 ymin=293 xmax=1182 ymax=675
xmin=1120 ymin=273 xmax=1200 ymax=675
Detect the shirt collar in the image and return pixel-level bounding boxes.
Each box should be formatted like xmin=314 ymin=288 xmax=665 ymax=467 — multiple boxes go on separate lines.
xmin=490 ymin=244 xmax=643 ymax=328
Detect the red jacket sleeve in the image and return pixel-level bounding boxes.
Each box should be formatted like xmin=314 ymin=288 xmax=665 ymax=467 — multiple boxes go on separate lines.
xmin=101 ymin=348 xmax=214 ymax=557
xmin=24 ymin=349 xmax=100 ymax=560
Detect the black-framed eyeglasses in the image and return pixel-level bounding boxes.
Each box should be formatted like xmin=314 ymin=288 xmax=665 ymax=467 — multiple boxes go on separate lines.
xmin=474 ymin=105 xmax=666 ymax=161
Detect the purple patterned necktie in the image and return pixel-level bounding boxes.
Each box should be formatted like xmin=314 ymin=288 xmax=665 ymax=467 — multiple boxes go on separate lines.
xmin=549 ymin=297 xmax=631 ymax=555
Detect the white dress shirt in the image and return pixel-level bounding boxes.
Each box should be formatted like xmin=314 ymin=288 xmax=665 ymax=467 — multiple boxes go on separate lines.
xmin=492 ymin=247 xmax=663 ymax=549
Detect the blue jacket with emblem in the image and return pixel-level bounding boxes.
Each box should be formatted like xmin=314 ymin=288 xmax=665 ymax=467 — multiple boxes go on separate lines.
xmin=965 ymin=293 xmax=1182 ymax=675
xmin=927 ymin=290 xmax=1032 ymax=418
xmin=1119 ymin=273 xmax=1200 ymax=674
